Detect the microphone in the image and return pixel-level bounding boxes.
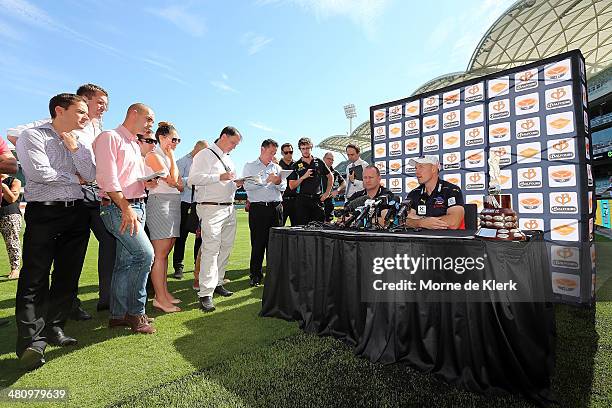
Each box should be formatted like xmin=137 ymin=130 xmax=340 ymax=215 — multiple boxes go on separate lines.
xmin=366 ymin=197 xmax=388 ymax=229
xmin=344 ymin=193 xmax=369 ymax=212
xmin=341 ymin=204 xmax=367 ymax=228
xmin=383 ymin=199 xmax=399 ymax=228
xmin=396 ymin=198 xmax=413 ymax=221
xmin=352 ymin=200 xmax=374 ymax=228
xmin=373 ymin=196 xmax=388 ymax=218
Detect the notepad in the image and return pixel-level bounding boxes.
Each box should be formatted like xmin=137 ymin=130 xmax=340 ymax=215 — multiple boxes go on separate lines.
xmin=137 ymin=170 xmax=166 ymax=182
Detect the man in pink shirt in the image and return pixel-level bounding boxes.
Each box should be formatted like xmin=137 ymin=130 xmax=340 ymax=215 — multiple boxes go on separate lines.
xmin=93 ymin=103 xmax=158 ymax=334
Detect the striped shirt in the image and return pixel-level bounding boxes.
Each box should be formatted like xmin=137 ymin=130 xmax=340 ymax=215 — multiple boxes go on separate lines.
xmin=16 ymin=123 xmax=96 ymax=202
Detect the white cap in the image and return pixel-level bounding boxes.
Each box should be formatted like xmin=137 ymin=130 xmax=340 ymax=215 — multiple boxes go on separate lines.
xmin=408 ymin=155 xmax=440 ymax=167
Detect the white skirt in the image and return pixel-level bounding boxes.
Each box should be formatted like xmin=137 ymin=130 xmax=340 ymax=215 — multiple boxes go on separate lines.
xmin=146 ymin=193 xmax=181 ymax=240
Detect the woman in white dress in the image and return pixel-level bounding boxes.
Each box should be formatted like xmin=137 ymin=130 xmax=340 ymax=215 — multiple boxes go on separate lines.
xmin=145 ymin=122 xmax=183 ymax=313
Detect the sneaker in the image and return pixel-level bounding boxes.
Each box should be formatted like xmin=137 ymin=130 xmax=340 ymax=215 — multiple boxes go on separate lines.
xmin=199 ymin=296 xmax=215 ymax=312
xmin=173 ymin=266 xmax=184 ymax=280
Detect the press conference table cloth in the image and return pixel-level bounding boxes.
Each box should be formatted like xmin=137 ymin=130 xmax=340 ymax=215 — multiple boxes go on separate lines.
xmin=260 ymin=227 xmax=555 ymax=405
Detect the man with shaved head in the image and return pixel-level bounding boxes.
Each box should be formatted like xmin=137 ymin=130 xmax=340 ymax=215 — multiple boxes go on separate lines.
xmin=93 ymin=103 xmax=159 ymax=334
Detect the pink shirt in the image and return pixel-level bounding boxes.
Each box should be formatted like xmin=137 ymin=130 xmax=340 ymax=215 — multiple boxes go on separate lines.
xmin=92 ymin=125 xmax=145 ymax=199
xmin=0 ymin=136 xmax=10 ymax=155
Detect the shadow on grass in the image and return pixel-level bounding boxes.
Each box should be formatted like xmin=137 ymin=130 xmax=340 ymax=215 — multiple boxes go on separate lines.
xmin=114 ymin=323 xmax=539 ymax=408
xmin=0 ymin=284 xmax=102 ymax=311
xmin=0 ymin=269 xmax=256 ymax=388
xmin=0 ymin=300 xmax=135 ymax=388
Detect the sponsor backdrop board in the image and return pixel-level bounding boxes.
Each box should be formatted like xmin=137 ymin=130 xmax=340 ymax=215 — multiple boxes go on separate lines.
xmin=370 ymin=50 xmax=596 ymax=306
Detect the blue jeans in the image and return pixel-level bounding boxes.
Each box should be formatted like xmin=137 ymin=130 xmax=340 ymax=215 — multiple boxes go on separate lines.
xmin=100 ymin=202 xmax=154 ymax=319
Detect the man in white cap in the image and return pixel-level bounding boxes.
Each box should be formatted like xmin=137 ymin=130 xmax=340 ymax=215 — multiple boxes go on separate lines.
xmin=404 ymin=155 xmax=464 ymax=229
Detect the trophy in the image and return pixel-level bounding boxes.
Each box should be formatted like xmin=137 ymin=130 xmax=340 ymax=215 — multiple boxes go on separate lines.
xmin=476 ymin=156 xmax=526 ymax=240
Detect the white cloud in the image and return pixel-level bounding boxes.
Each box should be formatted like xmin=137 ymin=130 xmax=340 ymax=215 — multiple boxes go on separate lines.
xmin=426 ymin=0 xmax=515 ymax=68
xmin=210 ymin=80 xmax=238 ymax=93
xmin=242 ymin=32 xmax=273 ymax=55
xmin=249 ymin=121 xmax=281 ymax=133
xmin=0 ymin=0 xmax=55 ymax=27
xmin=257 ymin=0 xmax=392 ymax=35
xmin=222 ymin=73 xmax=229 ymax=80
xmin=141 ymin=57 xmax=175 ymax=72
xmin=162 ymin=73 xmax=188 ymax=86
xmin=0 ymin=1 xmax=190 ymax=85
xmin=0 ymin=0 xmax=125 ymax=58
xmin=146 ymin=5 xmax=205 ymax=37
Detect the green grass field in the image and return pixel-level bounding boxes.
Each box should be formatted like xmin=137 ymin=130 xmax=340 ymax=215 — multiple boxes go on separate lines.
xmin=0 ymin=212 xmax=610 ymax=407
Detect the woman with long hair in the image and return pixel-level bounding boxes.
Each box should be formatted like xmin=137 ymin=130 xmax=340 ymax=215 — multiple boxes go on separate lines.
xmin=145 ymin=122 xmax=183 ymax=313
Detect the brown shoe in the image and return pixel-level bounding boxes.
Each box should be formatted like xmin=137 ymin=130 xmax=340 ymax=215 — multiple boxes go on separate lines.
xmin=125 ymin=313 xmax=156 ymax=334
xmin=109 ymin=314 xmax=154 ymax=328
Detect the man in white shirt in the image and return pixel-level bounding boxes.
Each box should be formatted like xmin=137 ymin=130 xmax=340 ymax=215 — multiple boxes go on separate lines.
xmin=339 ymin=143 xmax=369 ymax=201
xmin=6 ymin=83 xmax=113 ymax=318
xmin=173 ymin=140 xmax=208 ymax=279
xmin=187 ymin=126 xmax=244 ymax=312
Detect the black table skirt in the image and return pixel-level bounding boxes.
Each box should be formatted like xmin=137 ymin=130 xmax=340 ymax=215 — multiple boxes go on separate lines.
xmin=261 ymin=228 xmax=556 ymax=405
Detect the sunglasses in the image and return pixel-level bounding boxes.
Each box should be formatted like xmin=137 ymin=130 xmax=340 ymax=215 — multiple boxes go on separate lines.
xmin=137 ymin=135 xmax=158 ymax=145
xmin=283 ymin=150 xmax=293 ymax=154
xmin=170 ymin=137 xmax=181 ymax=143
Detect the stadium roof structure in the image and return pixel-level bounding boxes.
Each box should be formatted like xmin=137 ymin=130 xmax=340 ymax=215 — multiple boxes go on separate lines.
xmin=318 ymin=120 xmax=372 ymax=153
xmin=322 ymin=0 xmax=612 ymax=151
xmin=413 ymin=0 xmax=612 ymax=95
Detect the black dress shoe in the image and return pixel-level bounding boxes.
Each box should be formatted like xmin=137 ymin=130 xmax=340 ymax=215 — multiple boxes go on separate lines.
xmin=199 ymin=296 xmax=215 ymax=312
xmin=249 ymin=278 xmax=261 ymax=287
xmin=173 ymin=266 xmax=184 ymax=280
xmin=46 ymin=330 xmax=78 ymax=347
xmin=70 ymin=306 xmax=92 ymax=321
xmin=214 ymin=285 xmax=233 ymax=297
xmin=20 ymin=346 xmax=45 ymax=371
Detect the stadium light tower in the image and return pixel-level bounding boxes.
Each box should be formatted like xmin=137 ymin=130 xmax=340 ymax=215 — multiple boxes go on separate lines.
xmin=344 ymin=104 xmax=357 ymax=136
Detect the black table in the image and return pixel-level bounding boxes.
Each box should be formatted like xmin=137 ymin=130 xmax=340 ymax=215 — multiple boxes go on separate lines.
xmin=261 ymin=227 xmax=556 ymax=405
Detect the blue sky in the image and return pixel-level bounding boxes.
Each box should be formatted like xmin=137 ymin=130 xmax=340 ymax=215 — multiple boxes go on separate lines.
xmin=0 ymin=0 xmax=516 ymax=167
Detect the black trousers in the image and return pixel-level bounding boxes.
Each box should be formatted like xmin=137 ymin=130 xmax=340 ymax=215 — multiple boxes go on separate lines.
xmin=282 ymin=197 xmax=296 ymax=226
xmin=294 ymin=195 xmax=325 ymax=226
xmin=173 ymin=201 xmax=202 ymax=269
xmin=323 ymin=198 xmax=334 ymax=221
xmin=15 ymin=203 xmax=89 ymax=356
xmin=248 ymin=202 xmax=283 ymax=281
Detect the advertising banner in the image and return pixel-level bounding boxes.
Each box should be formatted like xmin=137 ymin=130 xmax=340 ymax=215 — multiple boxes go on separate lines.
xmin=370 ymin=50 xmax=596 ymax=305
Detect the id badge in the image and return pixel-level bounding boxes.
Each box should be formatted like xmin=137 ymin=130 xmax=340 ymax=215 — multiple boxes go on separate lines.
xmin=417 ymin=205 xmax=426 ymax=215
